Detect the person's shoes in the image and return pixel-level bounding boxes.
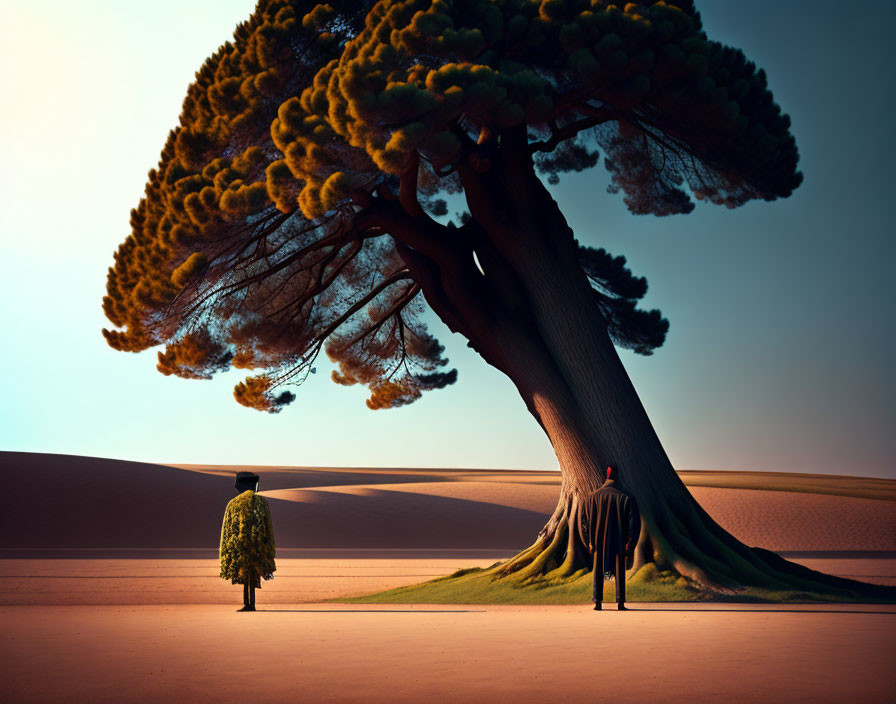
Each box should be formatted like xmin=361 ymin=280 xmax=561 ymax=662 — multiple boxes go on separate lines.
xmin=237 ymin=605 xmax=256 ymax=612
xmin=617 ymin=603 xmax=627 ymax=611
xmin=593 ymin=603 xmax=602 ymax=610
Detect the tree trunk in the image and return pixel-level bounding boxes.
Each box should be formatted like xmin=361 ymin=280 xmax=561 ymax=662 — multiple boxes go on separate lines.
xmin=422 ymin=131 xmax=893 ymax=599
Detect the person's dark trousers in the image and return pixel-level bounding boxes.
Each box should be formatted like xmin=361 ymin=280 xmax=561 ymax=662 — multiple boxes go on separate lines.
xmin=615 ymin=553 xmax=626 ymax=605
xmin=242 ymin=582 xmax=256 ymax=609
xmin=592 ymin=555 xmax=627 ymax=603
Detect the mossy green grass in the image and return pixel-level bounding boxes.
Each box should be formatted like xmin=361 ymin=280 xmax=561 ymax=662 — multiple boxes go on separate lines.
xmin=337 ymin=562 xmax=867 ymax=605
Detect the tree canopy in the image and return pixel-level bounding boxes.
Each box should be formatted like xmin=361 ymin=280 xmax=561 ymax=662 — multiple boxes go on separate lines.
xmin=103 ymin=0 xmax=800 ymax=411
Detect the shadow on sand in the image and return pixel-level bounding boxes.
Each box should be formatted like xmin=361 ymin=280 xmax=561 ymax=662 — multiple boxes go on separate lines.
xmin=257 ymin=608 xmax=486 ymax=613
xmin=620 ymin=607 xmax=896 ymax=615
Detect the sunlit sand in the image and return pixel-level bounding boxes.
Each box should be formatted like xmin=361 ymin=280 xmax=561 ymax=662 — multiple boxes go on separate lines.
xmin=2 ymin=453 xmax=894 ymax=702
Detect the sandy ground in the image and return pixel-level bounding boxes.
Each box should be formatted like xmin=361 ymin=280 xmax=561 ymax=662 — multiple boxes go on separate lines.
xmin=1 ymin=556 xmax=894 ymax=606
xmin=2 ymin=603 xmax=894 ymax=704
xmin=0 ymin=558 xmax=499 ymax=605
xmin=3 ymin=454 xmax=895 ymax=702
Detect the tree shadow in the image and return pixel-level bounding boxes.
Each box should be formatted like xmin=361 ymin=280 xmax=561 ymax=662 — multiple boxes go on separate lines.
xmin=624 ymin=607 xmax=896 ymax=615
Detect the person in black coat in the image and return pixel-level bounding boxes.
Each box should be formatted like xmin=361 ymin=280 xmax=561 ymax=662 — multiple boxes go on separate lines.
xmin=580 ymin=466 xmax=641 ymax=610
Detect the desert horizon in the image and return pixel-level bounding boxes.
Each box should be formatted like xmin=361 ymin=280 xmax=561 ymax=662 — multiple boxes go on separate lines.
xmin=2 ymin=451 xmax=894 ymax=702
xmin=2 ymin=450 xmax=894 ymax=601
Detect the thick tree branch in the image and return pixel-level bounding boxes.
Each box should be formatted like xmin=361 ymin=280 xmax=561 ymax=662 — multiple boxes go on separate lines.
xmin=529 ymin=109 xmax=617 ymax=154
xmin=398 ymin=152 xmax=425 ymax=218
xmin=355 ymin=195 xmax=454 ymax=263
xmin=393 ymin=242 xmax=474 ymax=338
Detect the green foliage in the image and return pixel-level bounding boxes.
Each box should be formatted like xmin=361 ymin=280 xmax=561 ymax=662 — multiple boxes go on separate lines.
xmin=219 ymin=490 xmax=277 ymax=586
xmin=578 ymin=243 xmax=668 ymax=354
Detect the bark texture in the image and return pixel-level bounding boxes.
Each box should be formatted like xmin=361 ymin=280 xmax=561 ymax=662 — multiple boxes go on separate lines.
xmin=374 ymin=129 xmax=892 ymax=599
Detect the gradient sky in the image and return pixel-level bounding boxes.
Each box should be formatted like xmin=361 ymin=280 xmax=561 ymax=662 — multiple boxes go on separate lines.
xmin=0 ymin=1 xmax=893 ymax=477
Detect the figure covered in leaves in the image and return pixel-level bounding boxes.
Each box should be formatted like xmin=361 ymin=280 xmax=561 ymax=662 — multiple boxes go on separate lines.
xmin=220 ymin=472 xmax=276 ymax=611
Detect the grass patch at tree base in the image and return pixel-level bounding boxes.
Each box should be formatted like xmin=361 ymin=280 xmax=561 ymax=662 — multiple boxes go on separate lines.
xmin=337 ymin=562 xmax=886 ymax=605
xmin=337 ymin=563 xmax=701 ymax=605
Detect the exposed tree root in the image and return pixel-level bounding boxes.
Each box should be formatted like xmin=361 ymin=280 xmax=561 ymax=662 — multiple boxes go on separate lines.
xmin=489 ymin=493 xmax=896 ymax=602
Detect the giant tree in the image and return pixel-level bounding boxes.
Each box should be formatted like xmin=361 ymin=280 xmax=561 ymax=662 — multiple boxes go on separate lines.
xmin=103 ymin=0 xmax=883 ymax=597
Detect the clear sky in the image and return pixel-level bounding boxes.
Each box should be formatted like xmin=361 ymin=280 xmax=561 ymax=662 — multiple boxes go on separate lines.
xmin=0 ymin=1 xmax=893 ymax=477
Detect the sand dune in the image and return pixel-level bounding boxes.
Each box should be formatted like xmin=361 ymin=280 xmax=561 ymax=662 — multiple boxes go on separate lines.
xmin=171 ymin=464 xmax=454 ymax=490
xmin=3 ymin=453 xmax=232 ymax=550
xmin=258 ymin=487 xmax=547 ymax=549
xmin=3 ymin=452 xmax=895 ymax=556
xmin=264 ymin=479 xmax=559 ymax=513
xmin=688 ymin=487 xmax=896 ymax=552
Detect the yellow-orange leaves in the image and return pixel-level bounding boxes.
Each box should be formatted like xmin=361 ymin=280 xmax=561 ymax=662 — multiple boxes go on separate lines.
xmin=170 ymin=252 xmax=207 ymax=288
xmin=233 ymin=374 xmax=295 ymax=412
xmin=156 ymin=330 xmax=231 ymax=380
